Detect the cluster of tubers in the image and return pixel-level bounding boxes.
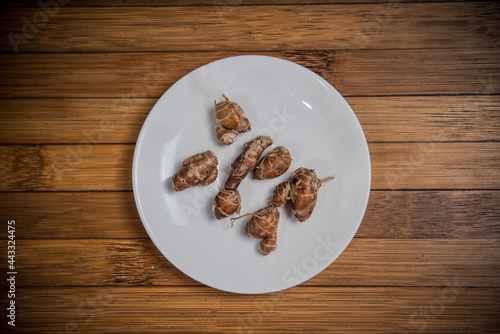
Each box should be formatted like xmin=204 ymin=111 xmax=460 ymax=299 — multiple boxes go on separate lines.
xmin=272 ymin=168 xmax=334 ymax=222
xmin=213 ymin=135 xmax=274 ymax=219
xmin=231 ymin=168 xmax=333 ymax=255
xmin=170 ymin=94 xmax=333 ymax=255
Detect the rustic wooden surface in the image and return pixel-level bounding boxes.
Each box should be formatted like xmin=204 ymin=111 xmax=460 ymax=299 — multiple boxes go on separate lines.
xmin=1 ymin=0 xmax=499 ymax=333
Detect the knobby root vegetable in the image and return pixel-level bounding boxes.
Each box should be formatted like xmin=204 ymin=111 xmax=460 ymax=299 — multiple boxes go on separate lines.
xmin=253 ymin=146 xmax=292 ymax=180
xmin=225 ymin=136 xmax=273 ymax=190
xmin=171 ymin=150 xmax=218 ymax=191
xmin=214 ymin=94 xmax=251 ymax=145
xmin=231 ymin=205 xmax=280 ymax=255
xmin=259 ymin=232 xmax=277 ymax=255
xmin=243 ymin=205 xmax=280 ymax=239
xmin=271 ymin=180 xmax=291 ymax=208
xmin=288 ymin=168 xmax=334 ymax=222
xmin=213 ymin=189 xmax=241 ymax=220
xmin=213 ymin=136 xmax=272 ymax=219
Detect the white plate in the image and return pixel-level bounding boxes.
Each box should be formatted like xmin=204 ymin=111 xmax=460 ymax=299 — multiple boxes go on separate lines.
xmin=132 ymin=55 xmax=371 ymax=294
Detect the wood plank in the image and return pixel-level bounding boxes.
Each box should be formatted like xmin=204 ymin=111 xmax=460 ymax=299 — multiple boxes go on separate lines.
xmin=1 ymin=95 xmax=499 ymax=144
xmin=0 ymin=144 xmax=134 ymax=191
xmin=359 ymin=190 xmax=500 ymax=239
xmin=0 ymin=142 xmax=498 ymax=191
xmin=1 ymin=49 xmax=498 ymax=99
xmin=1 ymin=190 xmax=499 ymax=239
xmin=369 ymin=142 xmax=500 ymax=190
xmin=0 ymin=192 xmax=146 ymax=239
xmin=1 ymin=3 xmax=499 ymax=52
xmin=3 ymin=239 xmax=499 ymax=287
xmin=0 ymin=98 xmax=153 ymax=144
xmin=7 ymin=286 xmax=500 ymax=333
xmin=350 ymin=96 xmax=500 ymax=142
xmin=331 ymin=48 xmax=500 ymax=97
xmin=1 ymin=0 xmax=473 ymax=7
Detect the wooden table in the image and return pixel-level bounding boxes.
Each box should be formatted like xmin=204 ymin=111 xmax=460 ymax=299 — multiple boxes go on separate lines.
xmin=1 ymin=1 xmax=499 ymax=333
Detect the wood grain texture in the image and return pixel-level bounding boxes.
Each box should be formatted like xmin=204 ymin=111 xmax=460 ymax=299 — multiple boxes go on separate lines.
xmin=360 ymin=190 xmax=500 ymax=239
xmin=1 ymin=190 xmax=499 ymax=239
xmin=1 ymin=95 xmax=499 ymax=144
xmin=369 ymin=142 xmax=500 ymax=190
xmin=0 ymin=192 xmax=145 ymax=239
xmin=1 ymin=0 xmax=474 ymax=7
xmin=350 ymin=96 xmax=500 ymax=142
xmin=0 ymin=1 xmax=499 ymax=333
xmin=1 ymin=3 xmax=499 ymax=52
xmin=5 ymin=286 xmax=500 ymax=333
xmin=2 ymin=239 xmax=498 ymax=288
xmin=0 ymin=98 xmax=153 ymax=144
xmin=1 ymin=49 xmax=499 ymax=98
xmin=0 ymin=144 xmax=134 ymax=191
xmin=0 ymin=142 xmax=498 ymax=191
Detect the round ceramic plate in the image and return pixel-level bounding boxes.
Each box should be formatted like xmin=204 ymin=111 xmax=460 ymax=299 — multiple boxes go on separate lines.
xmin=132 ymin=55 xmax=371 ymax=294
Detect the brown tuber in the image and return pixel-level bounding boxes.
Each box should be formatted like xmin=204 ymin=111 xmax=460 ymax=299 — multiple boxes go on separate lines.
xmin=213 ymin=189 xmax=241 ymax=220
xmin=225 ymin=136 xmax=273 ymax=190
xmin=231 ymin=204 xmax=280 ymax=255
xmin=271 ymin=168 xmax=333 ymax=222
xmin=271 ymin=180 xmax=291 ymax=208
xmin=171 ymin=150 xmax=218 ymax=191
xmin=243 ymin=205 xmax=280 ymax=239
xmin=212 ymin=136 xmax=273 ymax=219
xmin=253 ymin=146 xmax=292 ymax=180
xmin=287 ymin=168 xmax=334 ymax=222
xmin=259 ymin=232 xmax=277 ymax=255
xmin=214 ymin=94 xmax=251 ymax=145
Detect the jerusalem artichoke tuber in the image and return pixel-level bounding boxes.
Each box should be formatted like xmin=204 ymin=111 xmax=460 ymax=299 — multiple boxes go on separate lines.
xmin=288 ymin=168 xmax=334 ymax=222
xmin=212 ymin=136 xmax=272 ymax=219
xmin=213 ymin=189 xmax=241 ymax=220
xmin=271 ymin=180 xmax=291 ymax=208
xmin=225 ymin=136 xmax=273 ymax=190
xmin=259 ymin=232 xmax=277 ymax=255
xmin=231 ymin=205 xmax=280 ymax=239
xmin=243 ymin=205 xmax=280 ymax=239
xmin=214 ymin=94 xmax=251 ymax=145
xmin=171 ymin=150 xmax=218 ymax=191
xmin=253 ymin=146 xmax=292 ymax=180
xmin=231 ymin=204 xmax=280 ymax=255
